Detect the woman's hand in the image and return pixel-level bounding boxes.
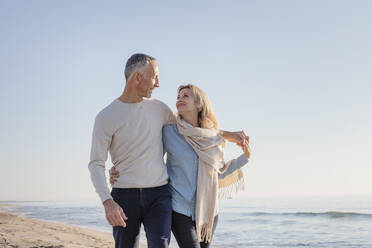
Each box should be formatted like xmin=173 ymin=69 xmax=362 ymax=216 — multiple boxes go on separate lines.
xmin=109 ymin=167 xmax=120 ymax=185
xmin=240 ymin=136 xmax=251 ymax=159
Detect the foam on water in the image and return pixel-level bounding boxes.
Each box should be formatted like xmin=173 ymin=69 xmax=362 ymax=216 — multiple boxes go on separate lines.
xmin=2 ymin=195 xmax=372 ymax=248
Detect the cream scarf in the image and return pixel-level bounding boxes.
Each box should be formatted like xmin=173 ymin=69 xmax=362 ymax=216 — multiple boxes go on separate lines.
xmin=176 ymin=116 xmax=245 ymax=242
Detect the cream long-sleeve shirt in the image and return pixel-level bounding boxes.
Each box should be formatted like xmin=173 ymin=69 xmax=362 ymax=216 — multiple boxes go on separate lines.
xmin=88 ymin=98 xmax=175 ymax=203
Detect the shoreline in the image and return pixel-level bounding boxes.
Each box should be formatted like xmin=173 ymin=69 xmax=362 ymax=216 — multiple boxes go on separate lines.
xmin=0 ymin=204 xmax=146 ymax=248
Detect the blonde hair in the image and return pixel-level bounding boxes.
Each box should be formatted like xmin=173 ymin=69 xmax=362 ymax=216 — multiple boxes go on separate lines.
xmin=177 ymin=84 xmax=219 ymax=129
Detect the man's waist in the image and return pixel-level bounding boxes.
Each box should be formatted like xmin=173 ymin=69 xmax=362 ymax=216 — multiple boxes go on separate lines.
xmin=112 ymin=177 xmax=169 ymax=189
xmin=112 ymin=182 xmax=169 ymax=192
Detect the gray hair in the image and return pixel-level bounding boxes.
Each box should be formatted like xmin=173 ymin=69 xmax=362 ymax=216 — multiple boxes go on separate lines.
xmin=124 ymin=53 xmax=156 ymax=81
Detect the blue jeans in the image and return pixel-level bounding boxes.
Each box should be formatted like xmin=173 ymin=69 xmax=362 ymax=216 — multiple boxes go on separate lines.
xmin=111 ymin=184 xmax=172 ymax=248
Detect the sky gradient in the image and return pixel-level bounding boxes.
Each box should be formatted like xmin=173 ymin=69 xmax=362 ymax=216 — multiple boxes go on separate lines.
xmin=0 ymin=0 xmax=371 ymax=201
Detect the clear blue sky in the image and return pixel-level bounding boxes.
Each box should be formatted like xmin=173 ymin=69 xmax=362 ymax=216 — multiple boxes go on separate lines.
xmin=1 ymin=0 xmax=371 ymax=201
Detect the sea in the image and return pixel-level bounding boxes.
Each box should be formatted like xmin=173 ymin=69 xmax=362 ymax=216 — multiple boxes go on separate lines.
xmin=2 ymin=195 xmax=372 ymax=248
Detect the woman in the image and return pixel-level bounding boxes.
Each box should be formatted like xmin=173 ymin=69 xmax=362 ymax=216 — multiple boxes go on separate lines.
xmin=111 ymin=84 xmax=251 ymax=248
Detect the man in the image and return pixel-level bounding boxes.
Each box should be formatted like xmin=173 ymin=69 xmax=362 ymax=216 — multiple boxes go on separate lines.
xmin=88 ymin=53 xmax=247 ymax=248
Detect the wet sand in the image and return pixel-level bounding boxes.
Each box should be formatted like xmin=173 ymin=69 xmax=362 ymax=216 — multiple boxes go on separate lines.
xmin=0 ymin=204 xmax=146 ymax=248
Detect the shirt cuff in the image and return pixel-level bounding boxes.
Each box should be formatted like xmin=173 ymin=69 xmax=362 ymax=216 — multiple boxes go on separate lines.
xmin=237 ymin=153 xmax=249 ymax=167
xmin=88 ymin=163 xmax=113 ymax=203
xmin=100 ymin=194 xmax=113 ymax=204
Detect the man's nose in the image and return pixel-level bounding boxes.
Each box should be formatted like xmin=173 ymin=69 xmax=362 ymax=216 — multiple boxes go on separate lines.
xmin=154 ymin=78 xmax=160 ymax=88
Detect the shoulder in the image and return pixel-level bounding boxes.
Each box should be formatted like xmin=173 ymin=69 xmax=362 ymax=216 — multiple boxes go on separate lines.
xmin=95 ymin=99 xmax=120 ymax=125
xmin=162 ymin=124 xmax=180 ymax=140
xmin=146 ymin=98 xmax=172 ymax=111
xmin=162 ymin=124 xmax=177 ymax=134
xmin=146 ymin=97 xmax=166 ymax=105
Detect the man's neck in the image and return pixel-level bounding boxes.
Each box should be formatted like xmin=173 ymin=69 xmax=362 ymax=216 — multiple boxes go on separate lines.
xmin=119 ymin=88 xmax=143 ymax=103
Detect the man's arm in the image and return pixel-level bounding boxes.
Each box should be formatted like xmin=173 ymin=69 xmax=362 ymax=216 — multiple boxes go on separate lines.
xmin=220 ymin=130 xmax=248 ymax=146
xmin=88 ymin=113 xmax=127 ymax=227
xmin=162 ymin=101 xmax=176 ymax=125
xmin=88 ymin=113 xmax=113 ymax=203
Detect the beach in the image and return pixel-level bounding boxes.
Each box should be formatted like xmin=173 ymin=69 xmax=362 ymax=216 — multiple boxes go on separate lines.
xmin=0 ymin=204 xmax=146 ymax=248
xmin=1 ymin=196 xmax=372 ymax=248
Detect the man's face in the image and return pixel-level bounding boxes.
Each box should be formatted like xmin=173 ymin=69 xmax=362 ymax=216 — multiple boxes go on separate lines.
xmin=137 ymin=60 xmax=159 ymax=98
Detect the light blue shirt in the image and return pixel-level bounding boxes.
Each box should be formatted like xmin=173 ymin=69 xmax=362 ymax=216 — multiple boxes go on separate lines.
xmin=162 ymin=124 xmax=249 ymax=220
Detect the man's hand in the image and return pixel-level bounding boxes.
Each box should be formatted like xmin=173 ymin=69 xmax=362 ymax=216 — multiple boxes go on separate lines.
xmin=241 ymin=136 xmax=251 ymax=159
xmin=109 ymin=167 xmax=120 ymax=185
xmin=103 ymin=198 xmax=128 ymax=227
xmin=221 ymin=130 xmax=248 ymax=146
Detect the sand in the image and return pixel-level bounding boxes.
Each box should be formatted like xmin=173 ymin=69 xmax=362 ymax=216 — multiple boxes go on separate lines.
xmin=0 ymin=204 xmax=146 ymax=248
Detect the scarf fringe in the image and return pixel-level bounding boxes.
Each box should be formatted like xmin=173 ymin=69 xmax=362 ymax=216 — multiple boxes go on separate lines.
xmin=197 ymin=223 xmax=213 ymax=243
xmin=218 ymin=176 xmax=245 ymax=199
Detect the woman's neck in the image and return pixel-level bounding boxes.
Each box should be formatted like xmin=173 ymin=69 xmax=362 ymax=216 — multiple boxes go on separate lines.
xmin=180 ymin=112 xmax=199 ymax=127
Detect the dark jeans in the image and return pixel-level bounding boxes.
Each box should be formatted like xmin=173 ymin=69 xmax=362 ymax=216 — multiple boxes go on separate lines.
xmin=171 ymin=211 xmax=219 ymax=248
xmin=111 ymin=184 xmax=172 ymax=248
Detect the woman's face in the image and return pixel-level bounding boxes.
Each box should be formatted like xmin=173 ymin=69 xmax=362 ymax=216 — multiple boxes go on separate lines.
xmin=176 ymin=88 xmax=198 ymax=116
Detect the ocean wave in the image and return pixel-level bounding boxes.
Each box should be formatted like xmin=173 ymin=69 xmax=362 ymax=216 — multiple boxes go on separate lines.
xmin=244 ymin=211 xmax=372 ymax=219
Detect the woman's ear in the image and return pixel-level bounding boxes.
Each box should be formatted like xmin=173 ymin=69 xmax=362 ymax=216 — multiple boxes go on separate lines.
xmin=197 ymin=104 xmax=203 ymax=112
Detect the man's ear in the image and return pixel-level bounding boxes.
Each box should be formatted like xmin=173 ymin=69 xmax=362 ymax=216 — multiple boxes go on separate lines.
xmin=134 ymin=71 xmax=141 ymax=85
